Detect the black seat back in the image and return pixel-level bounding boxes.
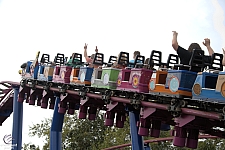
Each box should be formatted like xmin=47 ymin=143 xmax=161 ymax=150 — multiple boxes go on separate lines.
xmin=117 ymin=52 xmax=129 ymax=67
xmin=40 ymin=54 xmax=50 ymax=65
xmin=106 ymin=56 xmax=117 ymax=67
xmin=189 ymin=49 xmax=205 ymax=72
xmin=149 ymin=50 xmax=162 ymax=66
xmin=54 ymin=53 xmax=64 ymax=66
xmin=134 ymin=55 xmax=145 ymax=68
xmin=71 ymin=53 xmax=82 ymax=65
xmin=166 ymin=54 xmax=179 ymax=69
xmin=93 ymin=53 xmax=104 ymax=65
xmin=149 ymin=50 xmax=162 ymax=69
xmin=209 ymin=53 xmax=223 ymax=71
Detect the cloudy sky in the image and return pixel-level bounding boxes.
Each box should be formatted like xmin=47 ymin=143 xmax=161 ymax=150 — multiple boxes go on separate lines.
xmin=0 ymin=0 xmax=224 ymax=148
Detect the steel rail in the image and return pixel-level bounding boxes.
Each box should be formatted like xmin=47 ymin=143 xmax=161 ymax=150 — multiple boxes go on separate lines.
xmin=103 ymin=135 xmax=219 ymax=150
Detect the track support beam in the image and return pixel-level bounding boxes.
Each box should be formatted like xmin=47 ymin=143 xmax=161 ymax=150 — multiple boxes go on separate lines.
xmin=50 ymin=96 xmax=65 ymax=150
xmin=12 ymin=86 xmax=23 ymax=150
xmin=129 ymin=111 xmax=144 ymax=150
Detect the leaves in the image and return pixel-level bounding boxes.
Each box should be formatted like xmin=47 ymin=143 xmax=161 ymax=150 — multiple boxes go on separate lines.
xmin=25 ymin=110 xmax=225 ymax=150
xmin=22 ymin=142 xmax=40 ymax=150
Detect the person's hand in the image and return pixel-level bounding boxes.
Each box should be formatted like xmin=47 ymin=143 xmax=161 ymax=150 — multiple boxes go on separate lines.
xmin=172 ymin=31 xmax=178 ymax=36
xmin=222 ymin=48 xmax=225 ymax=55
xmin=95 ymin=46 xmax=98 ymax=53
xmin=84 ymin=43 xmax=88 ymax=49
xmin=203 ymin=38 xmax=210 ymax=47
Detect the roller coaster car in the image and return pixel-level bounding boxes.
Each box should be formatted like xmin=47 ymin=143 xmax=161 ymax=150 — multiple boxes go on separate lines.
xmin=23 ymin=51 xmax=40 ymax=79
xmin=164 ymin=49 xmax=205 ymax=98
xmin=54 ymin=53 xmax=84 ymax=84
xmin=192 ymin=53 xmax=225 ymax=103
xmin=37 ymin=54 xmax=52 ymax=81
xmin=149 ymin=51 xmax=179 ymax=95
xmin=91 ymin=55 xmax=118 ymax=88
xmin=117 ymin=53 xmax=152 ymax=93
xmin=41 ymin=54 xmax=67 ymax=82
xmin=69 ymin=53 xmax=86 ymax=84
xmin=52 ymin=53 xmax=69 ymax=83
xmin=91 ymin=52 xmax=129 ymax=89
xmin=116 ymin=53 xmax=136 ymax=90
xmin=72 ymin=53 xmax=103 ymax=86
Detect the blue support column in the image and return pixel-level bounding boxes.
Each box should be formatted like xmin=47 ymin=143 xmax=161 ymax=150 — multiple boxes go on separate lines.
xmin=12 ymin=86 xmax=23 ymax=150
xmin=129 ymin=111 xmax=144 ymax=150
xmin=50 ymin=96 xmax=65 ymax=150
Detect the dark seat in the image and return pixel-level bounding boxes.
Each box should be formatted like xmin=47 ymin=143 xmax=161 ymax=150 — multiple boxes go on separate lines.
xmin=117 ymin=51 xmax=129 ymax=68
xmin=106 ymin=56 xmax=117 ymax=67
xmin=54 ymin=53 xmax=64 ymax=66
xmin=149 ymin=50 xmax=162 ymax=67
xmin=207 ymin=53 xmax=223 ymax=72
xmin=134 ymin=55 xmax=145 ymax=68
xmin=129 ymin=55 xmax=145 ymax=68
xmin=166 ymin=54 xmax=179 ymax=69
xmin=40 ymin=54 xmax=50 ymax=65
xmin=93 ymin=53 xmax=104 ymax=65
xmin=174 ymin=49 xmax=205 ymax=72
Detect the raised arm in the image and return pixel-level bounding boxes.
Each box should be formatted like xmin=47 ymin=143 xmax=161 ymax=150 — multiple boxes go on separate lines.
xmin=203 ymin=38 xmax=214 ymax=56
xmin=95 ymin=46 xmax=98 ymax=53
xmin=172 ymin=31 xmax=179 ymax=51
xmin=84 ymin=43 xmax=88 ymax=58
xmin=222 ymin=48 xmax=225 ymax=66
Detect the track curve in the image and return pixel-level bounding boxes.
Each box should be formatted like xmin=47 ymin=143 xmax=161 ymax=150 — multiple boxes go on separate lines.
xmin=0 ymin=81 xmax=19 ymax=125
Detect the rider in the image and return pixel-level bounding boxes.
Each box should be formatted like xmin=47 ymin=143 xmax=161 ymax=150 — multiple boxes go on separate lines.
xmin=83 ymin=43 xmax=99 ymax=68
xmin=172 ymin=31 xmax=214 ymax=70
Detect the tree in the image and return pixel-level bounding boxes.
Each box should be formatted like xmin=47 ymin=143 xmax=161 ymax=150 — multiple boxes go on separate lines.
xmin=22 ymin=142 xmax=40 ymax=150
xmin=97 ymin=117 xmax=131 ymax=150
xmin=27 ymin=110 xmax=131 ymax=150
xmin=28 ymin=110 xmax=109 ymax=150
xmin=26 ymin=110 xmax=225 ymax=150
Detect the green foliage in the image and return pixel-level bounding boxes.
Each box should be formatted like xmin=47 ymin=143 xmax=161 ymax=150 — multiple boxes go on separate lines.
xmin=26 ymin=110 xmax=131 ymax=150
xmin=197 ymin=138 xmax=225 ymax=150
xmin=97 ymin=118 xmax=131 ymax=150
xmin=61 ymin=111 xmax=108 ymax=149
xmin=27 ymin=111 xmax=107 ymax=150
xmin=22 ymin=142 xmax=40 ymax=150
xmin=26 ymin=111 xmax=225 ymax=150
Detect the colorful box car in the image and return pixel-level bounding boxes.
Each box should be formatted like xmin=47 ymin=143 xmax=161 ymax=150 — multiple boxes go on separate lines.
xmin=22 ymin=51 xmax=40 ymax=79
xmin=68 ymin=53 xmax=85 ymax=84
xmin=164 ymin=50 xmax=205 ymax=98
xmin=91 ymin=56 xmax=117 ymax=84
xmin=192 ymin=53 xmax=224 ymax=103
xmin=117 ymin=53 xmax=152 ymax=93
xmin=91 ymin=55 xmax=119 ymax=89
xmin=37 ymin=54 xmax=53 ymax=81
xmin=72 ymin=53 xmax=103 ymax=86
xmin=149 ymin=51 xmax=179 ymax=96
xmin=53 ymin=53 xmax=83 ymax=84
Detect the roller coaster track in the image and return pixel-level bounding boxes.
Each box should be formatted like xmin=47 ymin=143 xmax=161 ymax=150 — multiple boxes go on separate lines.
xmin=18 ymin=79 xmax=225 ymax=139
xmin=0 ymin=81 xmax=19 ymax=126
xmin=103 ymin=135 xmax=218 ymax=150
xmin=1 ymin=79 xmax=225 ymax=149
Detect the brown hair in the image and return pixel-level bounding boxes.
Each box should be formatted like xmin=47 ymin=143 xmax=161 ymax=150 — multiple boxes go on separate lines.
xmin=134 ymin=51 xmax=140 ymax=58
xmin=187 ymin=43 xmax=201 ymax=52
xmin=91 ymin=54 xmax=95 ymax=59
xmin=144 ymin=58 xmax=149 ymax=64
